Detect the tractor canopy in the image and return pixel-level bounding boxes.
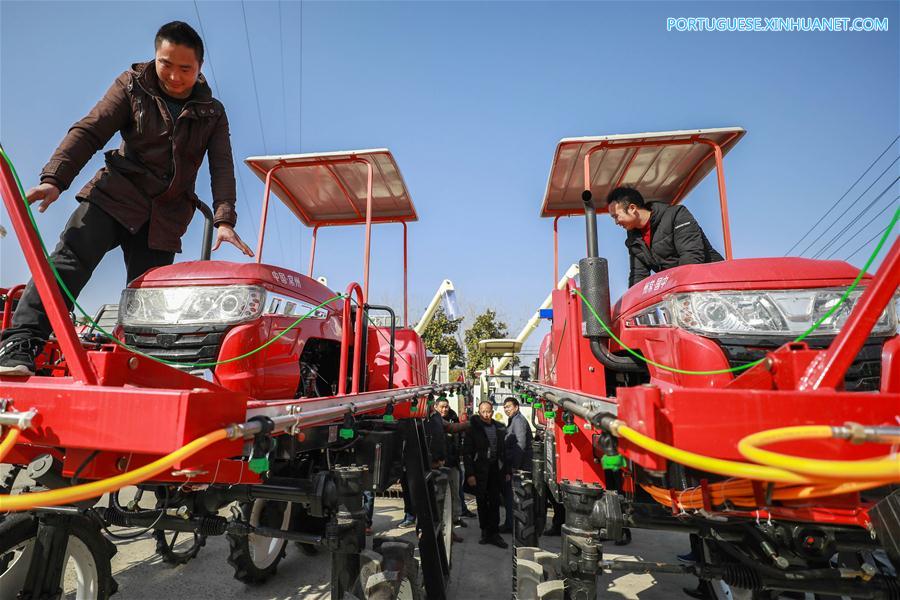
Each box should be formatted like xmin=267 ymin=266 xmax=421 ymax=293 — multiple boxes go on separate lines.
xmin=244 ymin=148 xmax=417 ymax=227
xmin=540 ymin=127 xmax=744 ymax=218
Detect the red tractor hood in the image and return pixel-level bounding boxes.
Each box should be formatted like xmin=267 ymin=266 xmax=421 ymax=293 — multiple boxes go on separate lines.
xmin=615 ymin=258 xmax=872 ymax=319
xmin=130 ymin=261 xmax=340 ymax=307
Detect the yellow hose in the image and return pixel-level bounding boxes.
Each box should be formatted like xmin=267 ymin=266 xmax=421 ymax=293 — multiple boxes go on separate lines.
xmin=0 ymin=427 xmax=21 ymax=463
xmin=738 ymin=426 xmax=900 ymax=482
xmin=0 ymin=427 xmax=229 ymax=513
xmin=617 ymin=424 xmax=816 ymax=484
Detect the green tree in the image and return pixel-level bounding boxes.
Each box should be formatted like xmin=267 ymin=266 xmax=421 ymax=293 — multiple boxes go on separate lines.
xmin=463 ymin=309 xmax=509 ymax=378
xmin=419 ymin=307 xmax=464 ymax=368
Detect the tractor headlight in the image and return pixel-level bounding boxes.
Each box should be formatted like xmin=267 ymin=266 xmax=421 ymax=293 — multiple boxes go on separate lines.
xmin=118 ymin=285 xmax=265 ymax=326
xmin=626 ymin=288 xmax=897 ymax=337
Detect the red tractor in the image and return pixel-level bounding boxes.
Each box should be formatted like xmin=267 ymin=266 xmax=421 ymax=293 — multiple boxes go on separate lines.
xmin=0 ymin=148 xmax=458 ymax=599
xmin=511 ymin=128 xmax=900 ymax=600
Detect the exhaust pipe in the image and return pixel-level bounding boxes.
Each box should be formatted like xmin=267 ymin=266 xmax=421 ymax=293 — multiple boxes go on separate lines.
xmin=580 ymin=191 xmax=644 ymax=374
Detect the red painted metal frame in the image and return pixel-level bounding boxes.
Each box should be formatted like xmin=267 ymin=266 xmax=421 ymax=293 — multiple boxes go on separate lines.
xmin=577 ymin=135 xmax=737 ymax=260
xmin=0 ymin=158 xmax=96 ymax=384
xmin=801 ymin=235 xmax=900 ymax=390
xmin=307 ymin=219 xmax=410 ymax=329
xmin=1 ymin=284 xmax=24 ymax=331
xmin=338 ymin=282 xmax=366 ymax=395
xmin=255 ymin=158 xmax=376 ymax=298
xmin=259 ymin=156 xmax=411 ymax=329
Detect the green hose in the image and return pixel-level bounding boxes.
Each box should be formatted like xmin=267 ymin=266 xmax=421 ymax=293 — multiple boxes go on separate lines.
xmin=575 ymin=206 xmax=898 ymax=376
xmin=0 ymin=145 xmax=346 ymax=370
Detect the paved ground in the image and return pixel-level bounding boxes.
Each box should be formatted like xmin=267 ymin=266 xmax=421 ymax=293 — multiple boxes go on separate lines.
xmin=2 ymin=468 xmax=694 ymax=598
xmin=98 ymin=494 xmax=693 ymax=599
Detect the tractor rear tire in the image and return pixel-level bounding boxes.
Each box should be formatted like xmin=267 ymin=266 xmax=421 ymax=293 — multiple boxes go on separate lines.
xmin=153 ymin=529 xmax=206 ymax=565
xmin=0 ymin=513 xmax=118 ymax=600
xmin=226 ymin=499 xmax=292 ymax=584
xmin=512 ymin=472 xmax=538 ymax=548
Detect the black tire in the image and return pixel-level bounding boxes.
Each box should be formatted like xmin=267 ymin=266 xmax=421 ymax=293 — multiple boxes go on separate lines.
xmin=226 ymin=499 xmax=292 ymax=584
xmin=512 ymin=472 xmax=538 ymax=548
xmin=153 ymin=529 xmax=206 ymax=565
xmin=0 ymin=466 xmax=21 ymax=526
xmin=433 ymin=468 xmax=454 ymax=568
xmin=0 ymin=513 xmax=118 ymax=600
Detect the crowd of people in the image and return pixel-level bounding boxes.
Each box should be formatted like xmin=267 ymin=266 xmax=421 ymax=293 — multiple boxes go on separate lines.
xmin=386 ymin=394 xmax=539 ymax=550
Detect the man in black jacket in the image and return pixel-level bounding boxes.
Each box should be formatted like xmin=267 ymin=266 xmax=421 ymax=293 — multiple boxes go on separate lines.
xmin=500 ymin=397 xmax=532 ymax=533
xmin=435 ymin=397 xmax=471 ymax=530
xmin=606 ymin=187 xmax=724 ymax=288
xmin=463 ymin=401 xmax=509 ymax=548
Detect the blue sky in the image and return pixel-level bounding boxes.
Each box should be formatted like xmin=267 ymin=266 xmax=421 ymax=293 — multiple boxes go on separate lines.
xmin=1 ymin=1 xmax=897 ymax=357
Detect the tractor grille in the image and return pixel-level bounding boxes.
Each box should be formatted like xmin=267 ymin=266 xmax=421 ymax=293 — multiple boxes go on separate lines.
xmin=716 ymin=336 xmax=885 ymax=392
xmin=123 ymin=325 xmax=229 ymax=367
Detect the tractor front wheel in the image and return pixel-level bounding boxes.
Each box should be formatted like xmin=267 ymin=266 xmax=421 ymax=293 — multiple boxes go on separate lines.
xmin=0 ymin=513 xmax=117 ymax=600
xmin=226 ymin=499 xmax=293 ymax=584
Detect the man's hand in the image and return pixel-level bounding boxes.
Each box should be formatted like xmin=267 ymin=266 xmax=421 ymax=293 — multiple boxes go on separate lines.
xmin=213 ymin=223 xmax=254 ymax=257
xmin=26 ymin=183 xmax=61 ymax=213
xmin=466 ymin=475 xmax=476 ymax=487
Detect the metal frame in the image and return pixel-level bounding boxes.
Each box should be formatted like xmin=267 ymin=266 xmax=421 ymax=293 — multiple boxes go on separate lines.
xmin=0 ymin=148 xmax=452 ymax=599
xmin=254 ymin=157 xmax=412 ymax=328
xmin=547 ymin=133 xmax=741 ymax=285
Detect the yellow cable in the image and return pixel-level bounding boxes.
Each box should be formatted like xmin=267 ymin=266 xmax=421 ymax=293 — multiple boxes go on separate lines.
xmin=738 ymin=426 xmax=900 ymax=482
xmin=617 ymin=424 xmax=815 ymax=484
xmin=0 ymin=427 xmax=20 ymax=463
xmin=0 ymin=427 xmax=229 ymax=513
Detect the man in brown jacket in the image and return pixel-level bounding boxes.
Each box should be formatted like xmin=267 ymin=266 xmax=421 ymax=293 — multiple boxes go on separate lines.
xmin=0 ymin=21 xmax=253 ymax=376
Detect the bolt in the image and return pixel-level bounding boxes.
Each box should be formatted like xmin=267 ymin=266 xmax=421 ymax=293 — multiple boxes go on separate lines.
xmin=764 ymin=357 xmax=774 ymax=371
xmin=860 ymin=563 xmax=876 ymax=579
xmin=773 ymin=556 xmax=790 ymax=569
xmin=116 ymin=457 xmax=128 ymax=472
xmin=128 ymin=357 xmax=139 ymax=370
xmin=176 ymin=506 xmax=190 ymax=520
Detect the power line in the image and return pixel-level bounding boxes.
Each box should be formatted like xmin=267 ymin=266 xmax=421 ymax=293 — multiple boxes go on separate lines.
xmin=823 ymin=195 xmax=898 ymax=260
xmin=785 ymin=135 xmax=899 ymax=256
xmin=192 ymin=0 xmax=260 ymax=246
xmin=844 ymin=223 xmax=891 ymax=263
xmin=239 ymin=0 xmax=290 ymax=267
xmin=299 ymin=0 xmax=303 ymax=152
xmin=810 ymin=176 xmax=899 ymax=259
xmin=240 ymin=0 xmax=269 ymax=154
xmin=798 ymin=155 xmax=900 ymax=257
xmin=278 ymin=0 xmax=287 ymax=153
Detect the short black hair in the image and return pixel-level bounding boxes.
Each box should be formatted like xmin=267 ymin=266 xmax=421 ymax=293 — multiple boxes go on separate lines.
xmin=155 ymin=21 xmax=204 ymax=63
xmin=503 ymin=397 xmax=519 ymax=407
xmin=607 ymin=187 xmax=645 ymax=210
xmin=478 ymin=400 xmax=493 ymax=410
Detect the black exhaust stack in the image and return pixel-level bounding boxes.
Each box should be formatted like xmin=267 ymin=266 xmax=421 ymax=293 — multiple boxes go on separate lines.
xmin=579 ymin=191 xmax=644 ymax=373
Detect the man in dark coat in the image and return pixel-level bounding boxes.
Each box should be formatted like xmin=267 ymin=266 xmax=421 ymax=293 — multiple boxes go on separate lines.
xmin=463 ymin=401 xmax=509 ymax=548
xmin=0 ymin=21 xmax=252 ymax=376
xmin=434 ymin=396 xmax=470 ymax=540
xmin=500 ymin=397 xmax=532 ymax=533
xmin=606 ymin=187 xmax=724 ymax=288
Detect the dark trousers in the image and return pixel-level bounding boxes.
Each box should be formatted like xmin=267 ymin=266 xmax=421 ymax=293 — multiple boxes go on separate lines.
xmin=474 ymin=460 xmax=502 ymax=536
xmin=2 ymin=201 xmax=174 ymax=342
xmin=400 ymin=472 xmax=415 ymax=519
